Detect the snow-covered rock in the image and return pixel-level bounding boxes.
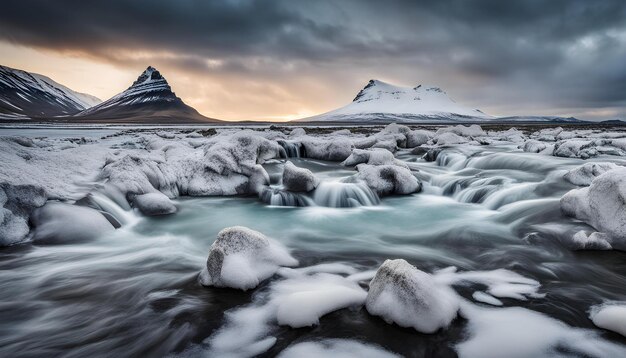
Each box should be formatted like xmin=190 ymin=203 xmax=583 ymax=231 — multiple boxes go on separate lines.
xmin=132 ymin=192 xmax=176 ymax=216
xmin=289 ymin=127 xmax=306 ymax=137
xmin=433 ymin=132 xmax=468 ymax=146
xmin=365 ymin=259 xmax=459 ymax=333
xmin=521 ymin=139 xmax=547 ymax=153
xmin=199 ymin=226 xmax=298 ymax=290
xmin=553 ymin=140 xmax=596 ymax=159
xmin=0 ymin=183 xmax=47 ymax=246
xmin=342 ymin=148 xmax=408 ymax=168
xmin=31 ymin=202 xmax=115 ymax=244
xmin=436 ymin=124 xmax=485 ymax=138
xmin=355 ymin=164 xmax=420 ymax=196
xmin=406 ymin=130 xmax=434 ymax=147
xmin=561 ymin=167 xmax=626 ymax=249
xmin=563 ymin=162 xmax=619 ymax=186
xmin=570 ymin=230 xmax=612 ymax=250
xmin=590 ymin=303 xmax=626 ymax=337
xmin=282 ymin=162 xmax=319 ymax=192
xmin=301 ymin=137 xmax=354 ymax=161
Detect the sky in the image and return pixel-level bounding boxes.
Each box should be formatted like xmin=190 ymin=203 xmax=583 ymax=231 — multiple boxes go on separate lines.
xmin=1 ymin=0 xmax=625 ymax=121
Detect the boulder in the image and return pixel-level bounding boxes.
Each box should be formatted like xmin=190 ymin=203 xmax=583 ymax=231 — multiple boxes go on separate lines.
xmin=356 ymin=164 xmax=420 ymax=196
xmin=282 ymin=162 xmax=320 ymax=192
xmin=366 ymin=259 xmax=459 ymax=333
xmin=132 ymin=192 xmax=177 ymax=216
xmin=0 ymin=183 xmax=47 ymax=246
xmin=199 ymin=226 xmax=298 ymax=290
xmin=563 ymin=162 xmax=619 ymax=186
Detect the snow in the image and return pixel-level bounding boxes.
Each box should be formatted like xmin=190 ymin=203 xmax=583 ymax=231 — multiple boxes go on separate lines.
xmin=365 ymin=259 xmax=459 ymax=333
xmin=590 ymin=303 xmax=626 ymax=337
xmin=303 ymin=80 xmax=492 ymax=122
xmin=342 ymin=148 xmax=408 ymax=168
xmin=457 ymin=303 xmax=626 ymax=358
xmin=199 ymin=226 xmax=298 ymax=290
xmin=277 ymin=339 xmax=400 ymax=358
xmin=471 ymin=291 xmax=503 ymax=306
xmin=207 ymin=262 xmax=369 ymax=356
xmin=563 ymin=162 xmax=619 ymax=186
xmin=282 ymin=161 xmax=320 ymax=192
xmin=301 ymin=137 xmax=354 ymax=161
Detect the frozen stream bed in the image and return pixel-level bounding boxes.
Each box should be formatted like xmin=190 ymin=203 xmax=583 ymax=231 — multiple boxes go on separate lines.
xmin=1 ymin=124 xmax=626 ymax=357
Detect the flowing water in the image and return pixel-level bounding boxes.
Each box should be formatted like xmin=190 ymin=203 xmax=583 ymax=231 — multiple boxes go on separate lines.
xmin=1 ymin=141 xmax=626 ymax=357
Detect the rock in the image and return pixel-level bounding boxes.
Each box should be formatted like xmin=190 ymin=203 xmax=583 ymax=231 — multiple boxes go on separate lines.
xmin=31 ymin=202 xmax=115 ymax=244
xmin=199 ymin=226 xmax=298 ymax=290
xmin=342 ymin=148 xmax=408 ymax=168
xmin=571 ymin=231 xmax=612 ymax=250
xmin=563 ymin=162 xmax=619 ymax=186
xmin=0 ymin=183 xmax=47 ymax=246
xmin=365 ymin=259 xmax=459 ymax=333
xmin=560 ymin=167 xmax=626 ymax=249
xmin=436 ymin=124 xmax=485 ymax=137
xmin=553 ymin=140 xmax=595 ymax=158
xmin=132 ymin=192 xmax=177 ymax=216
xmin=356 ymin=164 xmax=420 ymax=196
xmin=282 ymin=162 xmax=320 ymax=192
xmin=289 ymin=128 xmax=306 ymax=137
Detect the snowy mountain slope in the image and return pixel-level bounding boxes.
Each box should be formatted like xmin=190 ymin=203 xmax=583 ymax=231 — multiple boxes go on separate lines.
xmin=297 ymin=80 xmax=492 ymax=122
xmin=0 ymin=65 xmax=101 ymax=118
xmin=73 ymin=66 xmax=218 ymax=123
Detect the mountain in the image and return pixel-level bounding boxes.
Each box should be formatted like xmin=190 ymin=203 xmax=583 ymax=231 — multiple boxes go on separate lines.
xmin=496 ymin=116 xmax=582 ymax=123
xmin=73 ymin=66 xmax=218 ymax=123
xmin=297 ymin=79 xmax=492 ymax=122
xmin=0 ymin=64 xmax=101 ymax=119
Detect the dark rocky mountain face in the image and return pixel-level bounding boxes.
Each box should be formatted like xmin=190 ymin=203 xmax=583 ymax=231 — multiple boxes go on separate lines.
xmin=0 ymin=65 xmax=100 ymax=119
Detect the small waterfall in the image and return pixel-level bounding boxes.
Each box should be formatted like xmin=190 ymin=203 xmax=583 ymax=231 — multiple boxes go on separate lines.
xmin=259 ymin=187 xmax=314 ymax=207
xmin=259 ymin=180 xmax=380 ymax=208
xmin=90 ymin=192 xmax=140 ymax=226
xmin=277 ymin=140 xmax=305 ymax=158
xmin=313 ymin=181 xmax=380 ymax=208
xmin=436 ymin=151 xmax=467 ymax=169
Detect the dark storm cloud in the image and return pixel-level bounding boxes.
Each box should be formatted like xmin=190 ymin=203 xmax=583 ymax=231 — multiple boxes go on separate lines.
xmin=1 ymin=0 xmax=626 ymax=119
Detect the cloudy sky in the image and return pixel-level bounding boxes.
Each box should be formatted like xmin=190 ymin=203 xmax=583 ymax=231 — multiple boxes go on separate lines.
xmin=1 ymin=0 xmax=625 ymax=121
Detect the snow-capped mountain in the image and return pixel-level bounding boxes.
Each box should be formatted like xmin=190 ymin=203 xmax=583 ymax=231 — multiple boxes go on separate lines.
xmin=0 ymin=65 xmax=101 ymax=119
xmin=74 ymin=66 xmax=217 ymax=123
xmin=297 ymin=79 xmax=492 ymax=122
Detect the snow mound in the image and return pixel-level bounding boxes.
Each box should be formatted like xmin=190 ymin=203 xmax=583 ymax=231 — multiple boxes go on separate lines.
xmin=207 ymin=263 xmax=369 ymax=356
xmin=436 ymin=124 xmax=485 ymax=138
xmin=31 ymin=202 xmax=114 ymax=244
xmin=406 ymin=130 xmax=434 ymax=147
xmin=199 ymin=226 xmax=298 ymax=290
xmin=561 ymin=167 xmax=626 ymax=249
xmin=457 ymin=303 xmax=626 ymax=358
xmin=563 ymin=162 xmax=619 ymax=186
xmin=282 ymin=162 xmax=320 ymax=192
xmin=132 ymin=192 xmax=176 ymax=216
xmin=277 ymin=339 xmax=400 ymax=358
xmin=590 ymin=303 xmax=626 ymax=337
xmin=0 ymin=183 xmax=47 ymax=246
xmin=521 ymin=139 xmax=548 ymax=153
xmin=301 ymin=137 xmax=354 ymax=161
xmin=355 ymin=164 xmax=420 ymax=196
xmin=365 ymin=259 xmax=459 ymax=333
xmin=433 ymin=132 xmax=468 ymax=146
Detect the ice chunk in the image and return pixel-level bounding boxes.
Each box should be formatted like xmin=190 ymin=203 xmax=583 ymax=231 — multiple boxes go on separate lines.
xmin=277 ymin=339 xmax=400 ymax=358
xmin=0 ymin=183 xmax=47 ymax=246
xmin=199 ymin=226 xmax=298 ymax=290
xmin=553 ymin=139 xmax=596 ymax=158
xmin=436 ymin=124 xmax=485 ymax=138
xmin=31 ymin=202 xmax=115 ymax=244
xmin=132 ymin=192 xmax=177 ymax=216
xmin=365 ymin=259 xmax=459 ymax=333
xmin=590 ymin=303 xmax=626 ymax=337
xmin=561 ymin=167 xmax=626 ymax=248
xmin=355 ymin=164 xmax=420 ymax=196
xmin=282 ymin=162 xmax=320 ymax=192
xmin=563 ymin=162 xmax=619 ymax=186
xmin=406 ymin=130 xmax=434 ymax=147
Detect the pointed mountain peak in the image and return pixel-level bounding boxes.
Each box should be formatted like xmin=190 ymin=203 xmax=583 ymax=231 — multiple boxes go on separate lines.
xmin=132 ymin=66 xmax=166 ymax=86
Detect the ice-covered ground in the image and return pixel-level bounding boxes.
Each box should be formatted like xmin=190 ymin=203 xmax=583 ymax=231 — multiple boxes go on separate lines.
xmin=1 ymin=123 xmax=626 ymax=357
